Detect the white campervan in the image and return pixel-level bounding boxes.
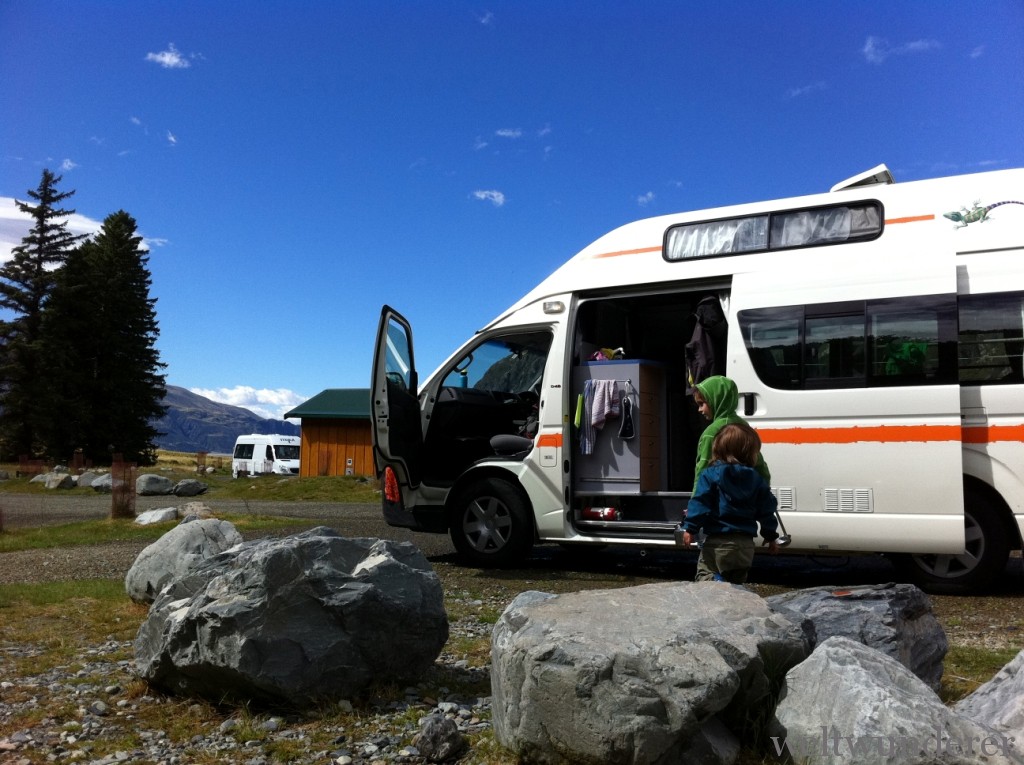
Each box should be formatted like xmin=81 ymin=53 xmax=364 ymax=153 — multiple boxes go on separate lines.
xmin=372 ymin=164 xmax=1024 ymax=593
xmin=231 ymin=434 xmax=301 ymax=478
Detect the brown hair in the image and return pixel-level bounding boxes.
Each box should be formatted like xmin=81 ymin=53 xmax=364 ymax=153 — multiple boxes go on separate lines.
xmin=711 ymin=422 xmax=761 ymax=467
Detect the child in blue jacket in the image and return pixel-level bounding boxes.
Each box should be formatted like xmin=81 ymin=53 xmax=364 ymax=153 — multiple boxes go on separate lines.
xmin=682 ymin=421 xmax=779 ymax=583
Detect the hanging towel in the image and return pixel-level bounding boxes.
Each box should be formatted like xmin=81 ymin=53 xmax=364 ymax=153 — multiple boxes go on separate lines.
xmin=580 ymin=379 xmax=621 ymax=455
xmin=590 ymin=379 xmax=620 ymax=429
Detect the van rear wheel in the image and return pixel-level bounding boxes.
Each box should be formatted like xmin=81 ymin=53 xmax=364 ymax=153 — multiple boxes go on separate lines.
xmin=449 ymin=477 xmax=534 ymax=567
xmin=895 ymin=490 xmax=1011 ymax=594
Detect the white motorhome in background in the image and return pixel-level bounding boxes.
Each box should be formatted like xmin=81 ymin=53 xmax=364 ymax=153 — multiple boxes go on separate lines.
xmin=232 ymin=434 xmax=301 ymax=478
xmin=372 ymin=164 xmax=1024 ymax=594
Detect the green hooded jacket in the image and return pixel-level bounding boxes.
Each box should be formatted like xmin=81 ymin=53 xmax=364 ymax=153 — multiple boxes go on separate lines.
xmin=692 ymin=376 xmax=771 ymax=492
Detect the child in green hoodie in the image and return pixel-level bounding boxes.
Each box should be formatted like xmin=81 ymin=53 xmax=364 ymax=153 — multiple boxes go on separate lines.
xmin=691 ymin=375 xmax=770 ymax=491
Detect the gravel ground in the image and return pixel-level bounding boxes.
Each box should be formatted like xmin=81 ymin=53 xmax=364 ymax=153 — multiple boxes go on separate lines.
xmin=1 ymin=496 xmax=496 ymax=765
xmin=1 ymin=494 xmax=1022 ymax=764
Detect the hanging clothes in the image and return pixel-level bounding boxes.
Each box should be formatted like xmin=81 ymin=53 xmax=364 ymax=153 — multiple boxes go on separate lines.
xmin=685 ymin=295 xmax=728 ymax=393
xmin=578 ymin=379 xmax=621 ymax=455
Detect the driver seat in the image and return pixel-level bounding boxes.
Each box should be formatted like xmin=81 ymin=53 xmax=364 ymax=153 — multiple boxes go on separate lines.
xmin=489 ymin=434 xmax=534 ymax=461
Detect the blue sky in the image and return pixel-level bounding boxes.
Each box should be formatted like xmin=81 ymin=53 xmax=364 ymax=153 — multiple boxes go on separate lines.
xmin=3 ymin=2 xmax=1022 ymax=419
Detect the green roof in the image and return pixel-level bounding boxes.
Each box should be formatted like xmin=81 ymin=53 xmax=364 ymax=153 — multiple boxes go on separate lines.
xmin=285 ymin=388 xmax=371 ymax=420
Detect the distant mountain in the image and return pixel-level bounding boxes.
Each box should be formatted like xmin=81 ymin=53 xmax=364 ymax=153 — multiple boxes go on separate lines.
xmin=153 ymin=385 xmax=300 ymax=455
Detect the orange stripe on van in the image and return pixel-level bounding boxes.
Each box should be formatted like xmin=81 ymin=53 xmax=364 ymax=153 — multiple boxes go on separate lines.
xmin=885 ymin=214 xmax=935 ymax=224
xmin=757 ymin=424 xmax=961 ymax=445
xmin=537 ymin=433 xmax=563 ymax=448
xmin=592 ymin=246 xmax=662 ymax=259
xmin=962 ymin=424 xmax=1024 ymax=444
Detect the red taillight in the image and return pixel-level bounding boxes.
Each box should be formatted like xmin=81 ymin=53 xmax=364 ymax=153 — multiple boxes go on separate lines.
xmin=383 ymin=466 xmax=401 ymax=503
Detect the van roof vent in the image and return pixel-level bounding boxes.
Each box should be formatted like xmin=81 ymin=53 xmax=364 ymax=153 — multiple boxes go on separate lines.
xmin=830 ymin=164 xmax=895 ymax=193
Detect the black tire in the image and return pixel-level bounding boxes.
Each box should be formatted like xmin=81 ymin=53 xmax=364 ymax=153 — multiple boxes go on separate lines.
xmin=894 ymin=489 xmax=1012 ymax=594
xmin=449 ymin=477 xmax=534 ymax=567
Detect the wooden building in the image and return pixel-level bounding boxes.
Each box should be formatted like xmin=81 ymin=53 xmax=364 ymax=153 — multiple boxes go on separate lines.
xmin=284 ymin=388 xmax=374 ymax=477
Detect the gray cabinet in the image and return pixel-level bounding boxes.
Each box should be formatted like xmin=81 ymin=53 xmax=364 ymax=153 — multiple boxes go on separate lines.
xmin=572 ymin=360 xmax=667 ymax=494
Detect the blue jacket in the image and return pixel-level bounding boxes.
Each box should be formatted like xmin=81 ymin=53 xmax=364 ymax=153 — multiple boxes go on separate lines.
xmin=685 ymin=462 xmax=779 ymax=542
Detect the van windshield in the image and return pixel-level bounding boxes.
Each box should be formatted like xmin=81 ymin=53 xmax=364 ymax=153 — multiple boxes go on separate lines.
xmin=441 ymin=333 xmax=551 ymax=393
xmin=273 ymin=445 xmax=301 ymax=460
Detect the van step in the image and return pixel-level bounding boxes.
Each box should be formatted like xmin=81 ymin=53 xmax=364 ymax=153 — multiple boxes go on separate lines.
xmin=575 ymin=519 xmax=677 ymax=534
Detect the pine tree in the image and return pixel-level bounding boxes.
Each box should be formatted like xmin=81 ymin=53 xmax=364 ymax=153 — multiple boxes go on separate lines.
xmin=0 ymin=170 xmax=85 ymax=459
xmin=40 ymin=210 xmax=167 ymax=465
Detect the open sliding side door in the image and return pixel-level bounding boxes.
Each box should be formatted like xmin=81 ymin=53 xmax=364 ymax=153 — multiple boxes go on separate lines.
xmin=371 ymin=306 xmax=423 ymax=489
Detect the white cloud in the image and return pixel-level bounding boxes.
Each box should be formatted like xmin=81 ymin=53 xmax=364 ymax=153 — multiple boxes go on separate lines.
xmin=862 ymin=36 xmax=940 ymax=64
xmin=166 ymin=130 xmax=178 ymax=146
xmin=637 ymin=191 xmax=655 ymax=207
xmin=0 ymin=197 xmax=165 ymax=262
xmin=471 ymin=189 xmax=506 ymax=207
xmin=145 ymin=43 xmax=191 ymax=69
xmin=190 ymin=386 xmax=307 ymax=420
xmin=473 ymin=136 xmax=489 ymax=151
xmin=970 ymin=45 xmax=985 ymax=59
xmin=477 ymin=11 xmax=495 ymax=26
xmin=495 ymin=128 xmax=522 ymax=139
xmin=0 ymin=197 xmax=103 ymax=264
xmin=60 ymin=158 xmax=78 ymax=171
xmin=785 ymin=81 xmax=826 ymax=99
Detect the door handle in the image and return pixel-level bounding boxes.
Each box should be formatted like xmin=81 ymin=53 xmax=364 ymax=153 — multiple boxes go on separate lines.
xmin=741 ymin=392 xmax=757 ymax=417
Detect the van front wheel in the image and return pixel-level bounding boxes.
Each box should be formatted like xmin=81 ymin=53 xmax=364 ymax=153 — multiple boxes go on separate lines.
xmin=449 ymin=477 xmax=534 ymax=568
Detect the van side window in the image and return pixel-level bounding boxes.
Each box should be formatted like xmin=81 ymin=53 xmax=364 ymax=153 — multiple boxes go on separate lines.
xmin=736 ymin=307 xmax=802 ymax=389
xmin=740 ymin=294 xmax=957 ymax=389
xmin=959 ymin=291 xmax=1024 ymax=384
xmin=233 ymin=444 xmax=254 ymax=459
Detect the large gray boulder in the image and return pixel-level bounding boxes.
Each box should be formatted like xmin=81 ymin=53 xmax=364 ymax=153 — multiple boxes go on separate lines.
xmin=136 ymin=473 xmax=174 ymax=495
xmin=491 ymin=581 xmax=809 ymax=765
xmin=134 ymin=527 xmax=449 ymax=708
xmin=91 ymin=473 xmax=113 ymax=493
xmin=766 ymin=582 xmax=947 ymax=690
xmin=77 ymin=470 xmax=100 ymax=488
xmin=955 ymin=649 xmax=1024 ymax=746
xmin=134 ymin=507 xmax=180 ymax=526
xmin=769 ymin=636 xmax=1021 ymax=765
xmin=125 ymin=518 xmax=242 ymax=603
xmin=43 ymin=472 xmax=75 ymax=490
xmin=172 ymin=479 xmax=208 ymax=497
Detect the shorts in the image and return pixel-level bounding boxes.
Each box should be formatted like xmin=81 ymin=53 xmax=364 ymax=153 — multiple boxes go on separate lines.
xmin=694 ymin=533 xmax=755 ymax=584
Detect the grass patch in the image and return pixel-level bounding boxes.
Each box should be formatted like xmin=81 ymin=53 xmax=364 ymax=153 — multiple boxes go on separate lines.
xmin=941 ymin=644 xmax=1019 ymax=703
xmin=212 ymin=474 xmax=379 ymax=503
xmin=0 ymin=452 xmax=380 ymax=505
xmin=0 ymin=580 xmax=145 ymax=676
